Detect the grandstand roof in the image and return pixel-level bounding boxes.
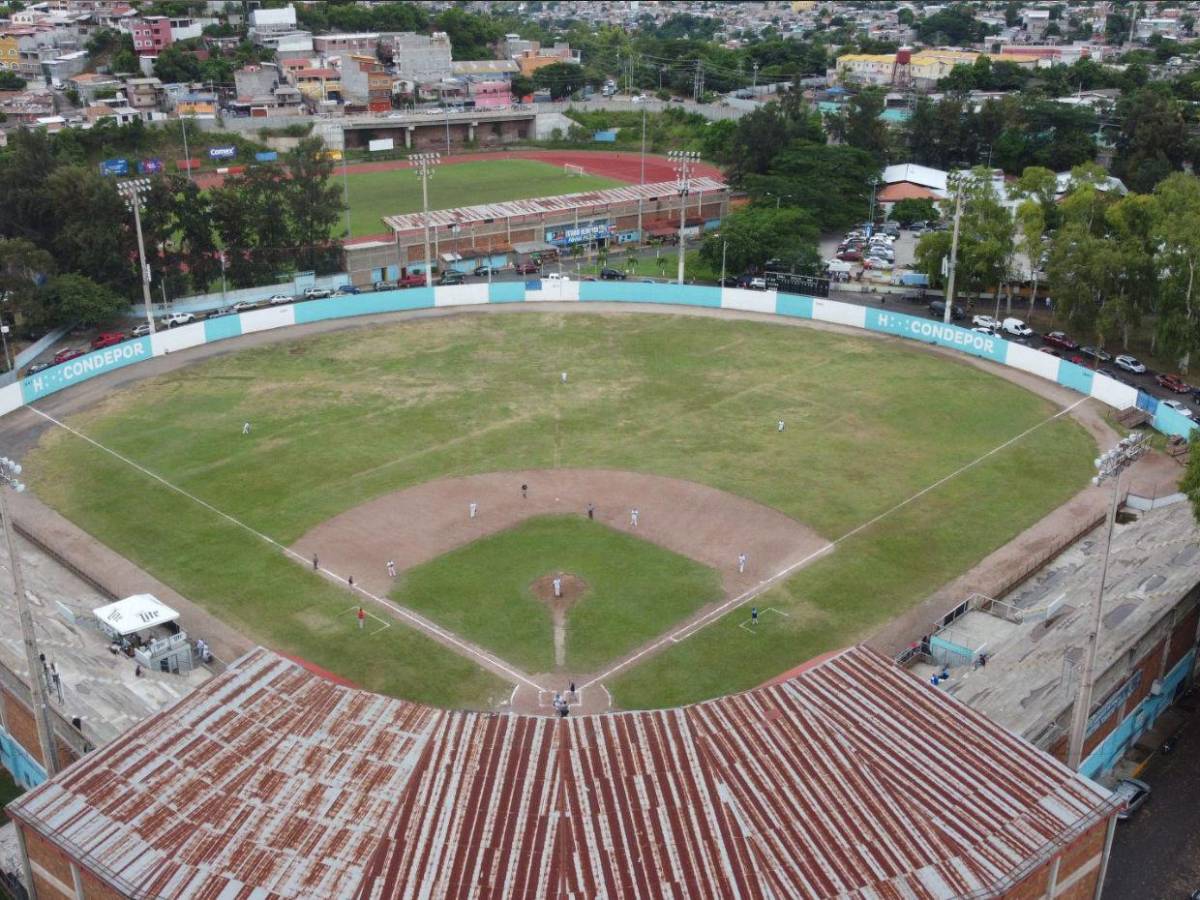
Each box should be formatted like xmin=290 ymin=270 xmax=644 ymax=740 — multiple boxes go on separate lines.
xmin=8 ymin=646 xmax=1116 ymax=899
xmin=383 ymin=177 xmax=727 ymax=234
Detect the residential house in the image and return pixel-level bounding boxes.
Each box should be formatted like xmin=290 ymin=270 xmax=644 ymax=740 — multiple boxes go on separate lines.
xmin=230 ymin=61 xmax=302 ymax=116
xmin=124 ymin=76 xmax=165 ymax=112
xmin=127 ymin=15 xmax=172 ymax=56
xmin=0 ymin=89 xmax=54 ymax=125
xmin=391 ymin=31 xmax=451 ymax=82
xmin=248 ymin=5 xmax=297 ymax=44
xmin=338 ymin=53 xmax=390 ymax=112
xmin=293 ymin=67 xmax=341 ymax=104
xmin=42 ymin=48 xmax=88 ymax=84
xmin=313 ymin=33 xmax=379 ymax=56
xmin=84 ymin=99 xmax=139 ymax=125
xmin=503 ymin=37 xmax=581 ymax=77
xmin=0 ymin=31 xmax=20 ymax=72
xmin=68 ymin=71 xmax=122 ymax=102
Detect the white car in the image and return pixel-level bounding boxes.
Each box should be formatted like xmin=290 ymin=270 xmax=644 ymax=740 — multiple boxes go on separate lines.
xmin=748 ymin=277 xmax=767 ymax=290
xmin=972 ymin=315 xmax=999 ymax=330
xmin=1114 ymin=354 xmax=1147 ymax=374
xmin=162 ymin=313 xmax=195 ymax=328
xmin=267 ymin=294 xmax=292 ymax=305
xmin=1002 ymin=317 xmax=1033 ymax=337
xmin=543 ymin=272 xmax=570 ymax=281
xmin=232 ymin=300 xmax=259 ymax=312
xmin=131 ymin=323 xmax=152 ymax=337
xmin=972 ymin=325 xmax=997 ymax=336
xmin=1161 ymin=399 xmax=1194 ymax=419
xmin=302 ymin=288 xmax=332 ymax=300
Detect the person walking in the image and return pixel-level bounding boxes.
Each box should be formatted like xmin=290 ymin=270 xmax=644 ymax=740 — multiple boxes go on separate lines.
xmin=561 ymin=371 xmax=568 ymax=384
xmin=242 ymin=421 xmax=251 ymax=435
xmin=348 ymin=575 xmax=355 ymax=589
xmin=630 ymin=508 xmax=639 ymax=528
xmin=737 ymin=552 xmax=747 ymax=574
xmin=357 ymin=607 xmax=366 ymax=630
xmin=586 ymin=502 xmax=595 ymax=520
xmin=386 ymin=560 xmax=396 ymax=578
xmin=469 ymin=501 xmax=478 ymax=519
xmin=312 ymin=553 xmax=319 ymax=571
xmin=777 ymin=419 xmax=785 ymax=433
xmin=751 ymin=606 xmax=759 ymax=626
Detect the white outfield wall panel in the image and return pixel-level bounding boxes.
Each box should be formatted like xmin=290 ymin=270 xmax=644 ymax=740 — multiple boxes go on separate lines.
xmin=239 ymin=305 xmax=296 ymax=335
xmin=526 ymin=279 xmax=580 ymax=303
xmin=435 ymin=284 xmax=489 ymax=307
xmin=811 ymin=298 xmax=867 ymax=329
xmin=1091 ymin=373 xmax=1139 ymax=410
xmin=151 ymin=322 xmax=206 ymax=357
xmin=0 ymin=383 xmax=23 ymax=417
xmin=1005 ymin=342 xmax=1061 ymax=382
xmin=721 ymin=288 xmax=776 ymax=314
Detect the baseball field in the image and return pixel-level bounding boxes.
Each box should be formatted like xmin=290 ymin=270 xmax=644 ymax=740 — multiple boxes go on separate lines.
xmin=342 ymin=159 xmax=622 ymax=237
xmin=24 ymin=311 xmax=1096 ymax=710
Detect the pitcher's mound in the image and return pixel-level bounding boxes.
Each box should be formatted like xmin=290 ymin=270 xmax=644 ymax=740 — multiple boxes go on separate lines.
xmin=531 ymin=573 xmax=589 ymax=614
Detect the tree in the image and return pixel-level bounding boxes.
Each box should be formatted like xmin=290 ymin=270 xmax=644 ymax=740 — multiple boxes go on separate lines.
xmin=434 ymin=8 xmax=501 ymax=60
xmin=284 ymin=138 xmax=344 ymax=273
xmin=0 ymin=238 xmax=55 ymax=332
xmin=510 ymin=73 xmax=534 ymax=100
xmin=153 ymin=44 xmax=203 ymax=83
xmin=889 ymin=198 xmax=937 ymax=225
xmin=1113 ymin=87 xmax=1192 ymax=193
xmin=699 ymin=206 xmax=819 ymax=276
xmin=1153 ymin=173 xmax=1200 ymax=370
xmin=722 ymin=97 xmax=823 ymax=184
xmin=44 ymin=274 xmax=127 ymax=328
xmin=0 ymin=71 xmax=26 ymax=90
xmin=532 ymin=62 xmax=585 ymax=100
xmin=829 ymin=88 xmax=889 ymax=165
xmin=916 ymin=5 xmax=990 ymax=44
xmin=744 ymin=142 xmax=880 ymax=231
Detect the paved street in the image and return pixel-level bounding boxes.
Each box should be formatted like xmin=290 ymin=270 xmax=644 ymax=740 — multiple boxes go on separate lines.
xmin=1104 ymin=695 xmax=1200 ymax=899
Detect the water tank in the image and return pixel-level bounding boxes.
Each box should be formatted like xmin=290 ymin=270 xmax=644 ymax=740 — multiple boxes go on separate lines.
xmin=896 ymin=47 xmax=913 ymax=65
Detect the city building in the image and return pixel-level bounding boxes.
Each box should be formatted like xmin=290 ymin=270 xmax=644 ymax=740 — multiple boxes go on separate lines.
xmin=312 ymin=32 xmax=379 ymax=56
xmin=122 ymin=76 xmax=165 ymax=113
xmin=503 ymin=35 xmax=582 ymax=77
xmin=337 ymin=53 xmax=390 ymax=113
xmin=247 ymin=3 xmax=297 ymax=44
xmin=127 ymin=15 xmax=172 ymax=56
xmin=0 ymin=30 xmax=20 ymax=72
xmin=66 ymin=71 xmax=121 ymax=102
xmin=41 ymin=48 xmax=87 ymax=84
xmin=835 ymin=48 xmax=1043 ymax=88
xmin=356 ymin=178 xmax=729 ymax=283
xmin=293 ymin=66 xmax=341 ymax=104
xmin=6 ymin=645 xmax=1122 ymax=899
xmin=390 ymin=30 xmax=452 ymax=83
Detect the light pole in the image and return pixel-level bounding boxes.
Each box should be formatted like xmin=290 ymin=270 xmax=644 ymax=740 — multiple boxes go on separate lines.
xmin=180 ymin=117 xmax=193 ymax=184
xmin=219 ymin=251 xmax=228 ymax=309
xmin=640 ymin=105 xmax=647 ymax=185
xmin=867 ymin=176 xmax=879 ymax=234
xmin=669 ymin=150 xmax=699 ymax=286
xmin=410 ymin=153 xmax=440 ymax=287
xmin=1065 ymin=432 xmax=1148 ymax=771
xmin=0 ymin=457 xmax=58 ymax=777
xmin=942 ymin=175 xmax=967 ymax=325
xmin=0 ymin=291 xmax=12 ymax=373
xmin=117 ymin=178 xmax=156 ymax=335
xmin=341 ymin=126 xmax=351 ymax=239
xmin=720 ymin=239 xmax=728 ymax=287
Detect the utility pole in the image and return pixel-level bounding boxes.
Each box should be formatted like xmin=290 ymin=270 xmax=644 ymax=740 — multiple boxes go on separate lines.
xmin=720 ymin=239 xmax=727 ymax=287
xmin=640 ymin=105 xmax=647 ymax=185
xmin=219 ymin=252 xmax=228 ymax=309
xmin=0 ymin=458 xmax=57 ymax=778
xmin=341 ymin=126 xmax=351 ymax=238
xmin=180 ymin=117 xmax=193 ymax=183
xmin=117 ymin=178 xmax=156 ymax=335
xmin=1065 ymin=433 xmax=1148 ymax=770
xmin=411 ymin=153 xmax=440 ymax=287
xmin=942 ymin=177 xmax=967 ymax=325
xmin=867 ymin=176 xmax=879 ymax=233
xmin=669 ymin=150 xmax=699 ymax=285
xmin=752 ymin=61 xmax=759 ymax=92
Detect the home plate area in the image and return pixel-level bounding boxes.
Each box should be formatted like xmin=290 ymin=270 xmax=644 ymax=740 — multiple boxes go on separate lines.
xmin=738 ymin=606 xmax=790 ymax=634
xmin=342 ymin=605 xmax=392 ymax=636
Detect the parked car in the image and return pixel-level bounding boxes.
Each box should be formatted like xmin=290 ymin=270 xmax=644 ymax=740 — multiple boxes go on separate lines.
xmin=334 ymin=285 xmax=361 ymax=295
xmin=373 ymin=280 xmax=399 ymax=291
xmin=929 ymin=300 xmax=965 ymax=320
xmin=1157 ymin=373 xmax=1192 ymax=394
xmin=268 ymin=293 xmax=293 ymax=305
xmin=1079 ymin=345 xmax=1112 ymax=363
xmin=863 ymin=256 xmax=894 ymax=270
xmin=399 ymin=273 xmax=427 ymax=288
xmin=131 ymin=323 xmax=152 ymax=338
xmin=90 ymin=331 xmax=126 ymax=350
xmin=1039 ymin=347 xmax=1061 ymax=357
xmin=232 ymin=300 xmax=259 ymax=313
xmin=24 ymin=362 xmax=50 ymax=376
xmin=543 ymin=272 xmax=570 ymax=281
xmin=1001 ymin=317 xmax=1033 ymax=337
xmin=748 ymin=277 xmax=767 ymax=290
xmin=52 ymin=347 xmax=84 ymax=364
xmin=1113 ymin=778 xmax=1151 ymax=820
xmin=1114 ymin=354 xmax=1146 ymax=374
xmin=1161 ymin=399 xmax=1194 ymax=419
xmin=514 ymin=262 xmax=540 ymax=275
xmin=473 ymin=264 xmax=499 ymax=277
xmin=162 ymin=312 xmax=196 ymax=328
xmin=438 ymin=271 xmax=465 ymax=286
xmin=302 ymin=287 xmax=331 ymax=300
xmin=836 ymin=249 xmax=862 ymax=262
xmin=972 ymin=315 xmax=1000 ymax=330
xmin=599 ymin=267 xmax=627 ymax=280
xmin=972 ymin=326 xmax=997 ymax=336
xmin=1098 ymin=368 xmax=1135 ymax=387
xmin=1042 ymin=331 xmax=1079 ymax=351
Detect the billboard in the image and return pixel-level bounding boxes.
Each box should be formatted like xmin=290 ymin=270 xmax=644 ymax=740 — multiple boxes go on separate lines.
xmin=254 ymin=151 xmax=278 ymax=163
xmin=368 ymin=138 xmax=395 ymax=152
xmin=137 ymin=158 xmax=164 ymax=175
xmin=98 ymin=158 xmax=129 ymax=176
xmin=545 ymin=221 xmax=614 ymax=246
xmin=208 ymin=145 xmax=237 ymax=160
xmin=765 ymin=272 xmax=830 ymax=298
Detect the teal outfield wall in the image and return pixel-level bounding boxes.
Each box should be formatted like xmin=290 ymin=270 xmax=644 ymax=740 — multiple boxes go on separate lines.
xmin=7 ymin=284 xmax=1197 ymax=450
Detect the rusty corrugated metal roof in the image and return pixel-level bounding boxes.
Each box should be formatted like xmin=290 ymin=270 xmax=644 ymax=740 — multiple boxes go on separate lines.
xmin=382 ymin=177 xmax=727 ymax=235
xmin=7 ymin=647 xmax=1116 ymax=899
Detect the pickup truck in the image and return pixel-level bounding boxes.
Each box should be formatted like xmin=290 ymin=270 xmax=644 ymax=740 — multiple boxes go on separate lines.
xmin=162 ymin=313 xmax=196 ymax=328
xmin=399 ymin=273 xmax=426 ymax=288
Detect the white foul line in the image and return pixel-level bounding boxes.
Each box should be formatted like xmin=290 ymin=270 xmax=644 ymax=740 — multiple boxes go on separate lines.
xmin=580 ymin=396 xmax=1090 ymax=689
xmin=27 ymin=407 xmax=549 ymax=693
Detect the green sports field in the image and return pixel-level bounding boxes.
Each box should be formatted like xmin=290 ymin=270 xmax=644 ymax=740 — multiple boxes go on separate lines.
xmin=343 ymin=159 xmax=623 ymax=237
xmin=25 ymin=312 xmax=1096 ymax=709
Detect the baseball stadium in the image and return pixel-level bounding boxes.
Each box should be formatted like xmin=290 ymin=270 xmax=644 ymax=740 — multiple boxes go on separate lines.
xmin=0 ymin=150 xmax=1192 ymax=898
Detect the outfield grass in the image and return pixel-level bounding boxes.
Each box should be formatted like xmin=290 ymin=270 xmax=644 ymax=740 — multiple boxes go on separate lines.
xmin=395 ymin=516 xmax=721 ymax=673
xmin=25 ymin=313 xmax=1096 ymax=708
xmin=343 ymin=159 xmax=622 ymax=236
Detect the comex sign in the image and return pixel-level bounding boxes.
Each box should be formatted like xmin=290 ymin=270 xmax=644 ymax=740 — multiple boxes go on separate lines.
xmin=868 ymin=310 xmax=1008 ymax=363
xmin=21 ymin=339 xmax=152 ymax=403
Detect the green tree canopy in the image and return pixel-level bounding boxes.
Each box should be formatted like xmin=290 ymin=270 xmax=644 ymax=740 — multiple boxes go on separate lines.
xmin=699 ymin=206 xmax=820 ymax=276
xmin=43 ymin=273 xmax=127 ymax=328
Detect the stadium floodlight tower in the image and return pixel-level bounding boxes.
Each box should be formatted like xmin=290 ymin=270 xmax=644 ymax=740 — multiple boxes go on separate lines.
xmin=410 ymin=153 xmax=441 ymax=288
xmin=0 ymin=456 xmax=58 ymax=776
xmin=668 ymin=150 xmax=700 ymax=286
xmin=117 ymin=178 xmax=156 ymax=336
xmin=1065 ymin=431 xmax=1148 ymax=770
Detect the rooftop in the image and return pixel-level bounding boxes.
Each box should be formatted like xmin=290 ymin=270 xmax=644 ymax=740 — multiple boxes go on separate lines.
xmin=9 ymin=645 xmax=1116 ymax=898
xmin=384 ymin=177 xmax=727 ymax=233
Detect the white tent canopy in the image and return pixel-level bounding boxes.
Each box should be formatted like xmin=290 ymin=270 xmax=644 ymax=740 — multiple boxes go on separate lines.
xmin=93 ymin=594 xmax=180 ymax=637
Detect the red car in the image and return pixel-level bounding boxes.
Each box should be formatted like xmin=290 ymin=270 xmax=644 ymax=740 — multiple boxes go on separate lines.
xmin=52 ymin=347 xmax=84 ymax=365
xmin=514 ymin=262 xmax=540 ymax=275
xmin=1038 ymin=347 xmax=1061 ymax=357
xmin=836 ymin=249 xmax=862 ymax=262
xmin=1042 ymin=331 xmax=1079 ymax=351
xmin=90 ymin=331 xmax=126 ymax=350
xmin=1156 ymin=373 xmax=1192 ymax=394
xmin=398 ymin=273 xmax=426 ymax=289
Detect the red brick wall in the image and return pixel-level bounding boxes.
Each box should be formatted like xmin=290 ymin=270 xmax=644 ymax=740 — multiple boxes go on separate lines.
xmin=999 ymin=814 xmax=1111 ymax=899
xmin=1167 ymin=604 xmax=1199 ymax=673
xmin=19 ymin=823 xmax=75 ymax=899
xmin=2 ymin=684 xmax=79 ymax=771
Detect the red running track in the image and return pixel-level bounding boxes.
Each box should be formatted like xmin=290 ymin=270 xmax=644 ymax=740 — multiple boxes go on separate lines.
xmin=193 ymin=149 xmax=723 ymax=190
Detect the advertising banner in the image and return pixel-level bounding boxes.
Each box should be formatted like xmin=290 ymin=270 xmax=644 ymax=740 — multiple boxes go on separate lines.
xmin=208 ymin=145 xmax=237 ymax=160
xmin=98 ymin=158 xmax=129 ymax=176
xmin=545 ymin=222 xmax=614 ymax=246
xmin=368 ymin=138 xmax=394 ymax=152
xmin=254 ymin=151 xmax=278 ymax=162
xmin=137 ymin=158 xmax=163 ymax=175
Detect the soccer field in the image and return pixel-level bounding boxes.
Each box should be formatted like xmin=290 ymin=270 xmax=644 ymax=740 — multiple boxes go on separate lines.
xmin=343 ymin=159 xmax=624 ymax=237
xmin=25 ymin=312 xmax=1096 ymax=709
